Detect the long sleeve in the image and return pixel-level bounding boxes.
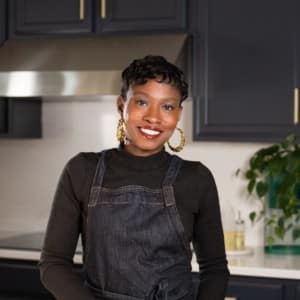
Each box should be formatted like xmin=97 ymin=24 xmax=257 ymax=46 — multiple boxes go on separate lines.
xmin=39 ymin=155 xmax=96 ymax=300
xmin=192 ymin=167 xmax=230 ymax=300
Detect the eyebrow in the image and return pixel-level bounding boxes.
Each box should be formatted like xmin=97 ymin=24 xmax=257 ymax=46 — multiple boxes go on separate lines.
xmin=132 ymin=91 xmax=179 ymax=103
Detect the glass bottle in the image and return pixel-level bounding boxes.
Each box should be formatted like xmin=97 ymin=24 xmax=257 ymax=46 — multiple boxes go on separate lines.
xmin=235 ymin=211 xmax=245 ymax=251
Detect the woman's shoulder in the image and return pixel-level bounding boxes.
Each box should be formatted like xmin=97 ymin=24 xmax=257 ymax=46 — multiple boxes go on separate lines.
xmin=178 ymin=156 xmax=216 ymax=185
xmin=179 ymin=156 xmax=213 ymax=175
xmin=65 ymin=149 xmax=115 ymax=173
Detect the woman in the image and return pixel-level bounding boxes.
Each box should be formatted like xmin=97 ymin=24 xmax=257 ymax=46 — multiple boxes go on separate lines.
xmin=39 ymin=55 xmax=229 ymax=299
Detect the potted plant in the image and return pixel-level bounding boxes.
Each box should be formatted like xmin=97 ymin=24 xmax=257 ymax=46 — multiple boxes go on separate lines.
xmin=237 ymin=134 xmax=300 ymax=255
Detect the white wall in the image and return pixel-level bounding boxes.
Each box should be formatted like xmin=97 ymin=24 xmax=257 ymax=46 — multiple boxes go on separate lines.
xmin=0 ymin=96 xmax=268 ymax=245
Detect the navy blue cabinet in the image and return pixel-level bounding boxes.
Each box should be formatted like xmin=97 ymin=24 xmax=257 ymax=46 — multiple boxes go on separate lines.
xmin=9 ymin=0 xmax=187 ymax=38
xmin=0 ymin=98 xmax=41 ymax=138
xmin=226 ymin=275 xmax=300 ymax=300
xmin=227 ymin=276 xmax=284 ymax=300
xmin=9 ymin=0 xmax=93 ymax=37
xmin=95 ymin=0 xmax=186 ymax=34
xmin=0 ymin=258 xmax=54 ymax=299
xmin=0 ymin=0 xmax=6 ymax=44
xmin=192 ymin=0 xmax=298 ymax=142
xmin=296 ymin=284 xmax=300 ymax=299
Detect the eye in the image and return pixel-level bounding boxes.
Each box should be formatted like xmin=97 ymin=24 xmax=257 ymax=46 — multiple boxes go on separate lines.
xmin=135 ymin=99 xmax=148 ymax=106
xmin=162 ymin=104 xmax=175 ymax=111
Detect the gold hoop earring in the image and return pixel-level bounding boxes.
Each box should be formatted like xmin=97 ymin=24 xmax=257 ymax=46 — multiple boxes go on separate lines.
xmin=116 ymin=118 xmax=125 ymax=143
xmin=167 ymin=128 xmax=185 ymax=152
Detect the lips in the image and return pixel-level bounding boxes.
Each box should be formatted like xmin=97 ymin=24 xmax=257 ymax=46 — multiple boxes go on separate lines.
xmin=138 ymin=127 xmax=162 ymax=139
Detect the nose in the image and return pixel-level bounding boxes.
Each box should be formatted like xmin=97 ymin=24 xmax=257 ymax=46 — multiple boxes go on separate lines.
xmin=143 ymin=106 xmax=161 ymax=124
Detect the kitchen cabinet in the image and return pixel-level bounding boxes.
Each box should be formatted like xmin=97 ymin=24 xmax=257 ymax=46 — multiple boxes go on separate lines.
xmin=0 ymin=98 xmax=41 ymax=138
xmin=0 ymin=258 xmax=54 ymax=299
xmin=9 ymin=0 xmax=187 ymax=38
xmin=95 ymin=0 xmax=186 ymax=34
xmin=9 ymin=0 xmax=93 ymax=37
xmin=296 ymin=285 xmax=300 ymax=298
xmin=192 ymin=0 xmax=297 ymax=142
xmin=226 ymin=275 xmax=300 ymax=300
xmin=0 ymin=259 xmax=199 ymax=299
xmin=0 ymin=0 xmax=6 ymax=45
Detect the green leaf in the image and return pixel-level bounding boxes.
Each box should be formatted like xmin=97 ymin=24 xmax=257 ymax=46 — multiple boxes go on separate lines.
xmin=286 ymin=133 xmax=296 ymax=145
xmin=268 ymin=158 xmax=285 ymax=176
xmin=274 ymin=224 xmax=285 ymax=240
xmin=266 ymin=235 xmax=275 ymax=247
xmin=266 ymin=218 xmax=275 ymax=226
xmin=257 ymin=145 xmax=279 ymax=157
xmin=256 ymin=181 xmax=268 ymax=198
xmin=278 ymin=216 xmax=285 ymax=228
xmin=247 ymin=179 xmax=256 ymax=194
xmin=249 ymin=212 xmax=256 ymax=224
xmin=286 ymin=223 xmax=293 ymax=231
xmin=292 ymin=228 xmax=300 ymax=241
xmin=246 ymin=169 xmax=256 ymax=180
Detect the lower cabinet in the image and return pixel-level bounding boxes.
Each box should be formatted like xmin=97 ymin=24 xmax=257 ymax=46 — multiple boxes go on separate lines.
xmin=227 ymin=275 xmax=300 ymax=300
xmin=1 ymin=259 xmax=300 ymax=300
xmin=0 ymin=258 xmax=54 ymax=299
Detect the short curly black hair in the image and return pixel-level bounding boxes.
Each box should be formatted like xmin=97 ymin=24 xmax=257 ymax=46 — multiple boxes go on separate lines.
xmin=120 ymin=55 xmax=188 ymax=103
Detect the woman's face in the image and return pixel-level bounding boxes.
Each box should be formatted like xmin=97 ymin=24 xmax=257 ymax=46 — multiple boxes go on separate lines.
xmin=117 ymin=79 xmax=182 ymax=157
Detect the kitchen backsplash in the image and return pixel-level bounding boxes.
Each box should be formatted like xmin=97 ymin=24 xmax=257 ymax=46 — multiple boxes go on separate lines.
xmin=0 ymin=96 xmax=268 ymax=246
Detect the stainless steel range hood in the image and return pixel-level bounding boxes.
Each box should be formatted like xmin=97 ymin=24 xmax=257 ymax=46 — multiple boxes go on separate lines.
xmin=0 ymin=34 xmax=187 ymax=97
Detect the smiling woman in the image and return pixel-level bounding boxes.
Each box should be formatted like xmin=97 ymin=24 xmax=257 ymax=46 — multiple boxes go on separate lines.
xmin=39 ymin=55 xmax=229 ymax=300
xmin=117 ymin=79 xmax=182 ymax=156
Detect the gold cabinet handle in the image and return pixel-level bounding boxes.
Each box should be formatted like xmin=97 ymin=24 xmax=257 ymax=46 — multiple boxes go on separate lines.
xmin=294 ymin=88 xmax=299 ymax=125
xmin=225 ymin=297 xmax=237 ymax=300
xmin=101 ymin=0 xmax=106 ymax=19
xmin=80 ymin=0 xmax=85 ymax=20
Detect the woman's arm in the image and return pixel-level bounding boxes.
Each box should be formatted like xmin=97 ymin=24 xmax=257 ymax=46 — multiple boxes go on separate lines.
xmin=39 ymin=154 xmax=95 ymax=300
xmin=193 ymin=167 xmax=230 ymax=300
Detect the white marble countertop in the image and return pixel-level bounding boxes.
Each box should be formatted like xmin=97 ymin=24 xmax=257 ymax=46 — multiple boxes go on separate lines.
xmin=0 ymin=246 xmax=300 ymax=280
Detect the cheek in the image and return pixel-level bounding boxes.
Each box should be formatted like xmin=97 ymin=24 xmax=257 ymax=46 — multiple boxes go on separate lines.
xmin=163 ymin=114 xmax=181 ymax=130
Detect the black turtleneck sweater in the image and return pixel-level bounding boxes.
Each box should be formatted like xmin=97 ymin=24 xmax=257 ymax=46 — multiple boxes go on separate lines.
xmin=39 ymin=148 xmax=229 ymax=300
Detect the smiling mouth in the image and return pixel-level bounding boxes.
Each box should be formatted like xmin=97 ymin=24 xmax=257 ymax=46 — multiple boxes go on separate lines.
xmin=139 ymin=127 xmax=161 ymax=139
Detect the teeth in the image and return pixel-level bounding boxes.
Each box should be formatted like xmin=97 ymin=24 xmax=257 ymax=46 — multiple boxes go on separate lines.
xmin=140 ymin=128 xmax=160 ymax=136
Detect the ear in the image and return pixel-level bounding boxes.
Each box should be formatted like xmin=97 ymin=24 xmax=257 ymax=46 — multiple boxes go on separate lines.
xmin=177 ymin=106 xmax=183 ymax=121
xmin=117 ymin=96 xmax=125 ymax=116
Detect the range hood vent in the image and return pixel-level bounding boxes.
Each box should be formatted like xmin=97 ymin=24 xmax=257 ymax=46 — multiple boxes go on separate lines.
xmin=0 ymin=34 xmax=187 ymax=97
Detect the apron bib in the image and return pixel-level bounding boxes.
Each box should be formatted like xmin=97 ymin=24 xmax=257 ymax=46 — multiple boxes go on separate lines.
xmin=84 ymin=151 xmax=194 ymax=299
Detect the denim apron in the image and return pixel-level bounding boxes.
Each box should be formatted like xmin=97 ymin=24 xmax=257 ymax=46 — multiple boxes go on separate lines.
xmin=84 ymin=151 xmax=194 ymax=299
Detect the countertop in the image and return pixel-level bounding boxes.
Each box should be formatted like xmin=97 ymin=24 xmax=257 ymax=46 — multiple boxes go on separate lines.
xmin=0 ymin=231 xmax=299 ymax=280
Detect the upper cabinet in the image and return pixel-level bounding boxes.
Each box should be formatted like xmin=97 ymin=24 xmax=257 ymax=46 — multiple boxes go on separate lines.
xmin=9 ymin=0 xmax=93 ymax=37
xmin=192 ymin=0 xmax=298 ymax=142
xmin=9 ymin=0 xmax=187 ymax=38
xmin=0 ymin=0 xmax=6 ymax=44
xmin=95 ymin=0 xmax=186 ymax=34
xmin=0 ymin=98 xmax=41 ymax=138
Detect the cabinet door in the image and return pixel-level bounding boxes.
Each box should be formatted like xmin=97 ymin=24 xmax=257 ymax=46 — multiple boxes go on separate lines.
xmin=296 ymin=284 xmax=300 ymax=300
xmin=0 ymin=99 xmax=8 ymax=134
xmin=193 ymin=0 xmax=297 ymax=142
xmin=95 ymin=0 xmax=186 ymax=34
xmin=9 ymin=0 xmax=93 ymax=37
xmin=0 ymin=258 xmax=54 ymax=298
xmin=0 ymin=0 xmax=6 ymax=45
xmin=227 ymin=277 xmax=284 ymax=300
xmin=0 ymin=98 xmax=41 ymax=138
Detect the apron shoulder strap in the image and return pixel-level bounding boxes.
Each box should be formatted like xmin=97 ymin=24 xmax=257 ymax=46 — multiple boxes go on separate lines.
xmin=91 ymin=150 xmax=107 ymax=188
